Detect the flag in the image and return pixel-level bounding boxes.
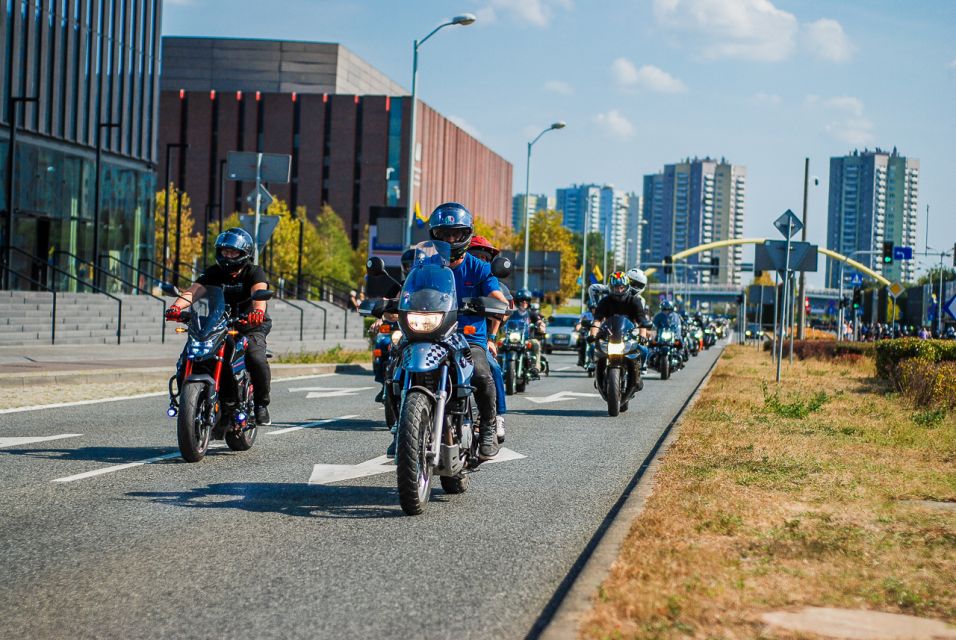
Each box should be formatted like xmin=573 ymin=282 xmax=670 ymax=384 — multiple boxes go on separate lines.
xmin=592 ymin=264 xmax=603 ymax=284
xmin=414 ymin=201 xmax=428 ymax=227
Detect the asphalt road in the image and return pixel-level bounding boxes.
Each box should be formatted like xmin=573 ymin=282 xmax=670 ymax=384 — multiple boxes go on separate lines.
xmin=0 ymin=344 xmax=722 ymax=640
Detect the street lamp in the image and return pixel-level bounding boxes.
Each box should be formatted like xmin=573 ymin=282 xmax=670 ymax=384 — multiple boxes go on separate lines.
xmin=162 ymin=142 xmax=188 ymax=284
xmin=93 ymin=120 xmax=121 ymax=288
xmin=2 ymin=95 xmax=37 ymax=290
xmin=522 ymin=121 xmax=566 ymax=290
xmin=403 ymin=13 xmax=477 ymax=248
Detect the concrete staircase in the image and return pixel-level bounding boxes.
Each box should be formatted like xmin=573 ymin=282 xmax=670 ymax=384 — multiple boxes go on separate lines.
xmin=0 ymin=290 xmax=364 ymax=347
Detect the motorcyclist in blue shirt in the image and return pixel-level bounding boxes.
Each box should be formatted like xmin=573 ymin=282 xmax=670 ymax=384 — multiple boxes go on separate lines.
xmin=653 ymin=299 xmax=683 ymax=334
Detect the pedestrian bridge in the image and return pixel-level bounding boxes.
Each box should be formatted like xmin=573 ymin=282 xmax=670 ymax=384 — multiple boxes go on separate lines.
xmin=646 ymin=282 xmax=841 ymax=306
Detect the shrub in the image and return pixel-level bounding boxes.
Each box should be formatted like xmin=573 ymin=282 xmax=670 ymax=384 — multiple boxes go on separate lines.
xmin=762 ymin=340 xmax=874 ymax=361
xmin=873 ymin=338 xmax=956 ymax=380
xmin=896 ymin=359 xmax=956 ymax=410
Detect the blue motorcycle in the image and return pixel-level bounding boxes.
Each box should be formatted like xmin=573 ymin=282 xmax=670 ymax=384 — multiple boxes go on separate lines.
xmin=365 ymin=242 xmax=509 ymax=516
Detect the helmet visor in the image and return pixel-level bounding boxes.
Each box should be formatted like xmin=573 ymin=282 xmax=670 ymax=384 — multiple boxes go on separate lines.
xmin=610 ymin=283 xmax=628 ymax=295
xmin=432 ymin=227 xmax=470 ymax=244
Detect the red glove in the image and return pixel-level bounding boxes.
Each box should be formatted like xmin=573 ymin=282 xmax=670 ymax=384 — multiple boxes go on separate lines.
xmin=244 ymin=309 xmax=265 ymax=327
xmin=164 ymin=306 xmax=183 ymax=322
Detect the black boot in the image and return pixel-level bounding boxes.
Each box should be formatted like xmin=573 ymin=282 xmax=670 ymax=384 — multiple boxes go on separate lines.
xmin=479 ymin=418 xmax=499 ymax=460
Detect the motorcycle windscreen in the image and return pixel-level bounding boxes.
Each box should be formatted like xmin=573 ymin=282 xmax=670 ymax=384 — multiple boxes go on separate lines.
xmin=605 ymin=314 xmax=635 ymax=340
xmin=189 ymin=286 xmax=228 ymax=340
xmin=503 ymin=318 xmax=528 ymax=337
xmin=398 ymin=265 xmax=457 ymax=313
xmin=410 ymin=240 xmax=452 ymax=269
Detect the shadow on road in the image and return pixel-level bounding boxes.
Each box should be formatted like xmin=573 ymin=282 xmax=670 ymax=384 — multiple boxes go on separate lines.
xmin=507 ymin=408 xmax=610 ymax=418
xmin=125 ymin=482 xmax=409 ymax=519
xmin=268 ymin=418 xmax=387 ymax=432
xmin=1 ymin=445 xmax=180 ymax=464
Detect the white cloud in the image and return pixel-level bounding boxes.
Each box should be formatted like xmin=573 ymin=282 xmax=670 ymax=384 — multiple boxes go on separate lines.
xmin=543 ymin=80 xmax=573 ymax=95
xmin=448 ymin=115 xmax=481 ymax=139
xmin=611 ymin=58 xmax=687 ymax=93
xmin=802 ymin=19 xmax=853 ymax=62
xmin=752 ymin=91 xmax=782 ymax=105
xmin=808 ymin=95 xmax=874 ymax=146
xmin=476 ymin=0 xmax=571 ymax=27
xmin=593 ymin=109 xmax=635 ymax=139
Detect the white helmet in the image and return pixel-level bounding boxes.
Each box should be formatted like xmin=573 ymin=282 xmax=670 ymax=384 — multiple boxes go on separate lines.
xmin=626 ymin=267 xmax=648 ymax=293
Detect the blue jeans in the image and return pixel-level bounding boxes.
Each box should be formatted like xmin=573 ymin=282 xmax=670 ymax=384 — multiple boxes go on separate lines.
xmin=487 ymin=349 xmax=507 ymax=415
xmin=636 ymin=344 xmax=649 ymax=366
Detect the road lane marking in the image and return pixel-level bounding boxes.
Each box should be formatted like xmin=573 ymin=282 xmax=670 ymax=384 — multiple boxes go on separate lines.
xmin=267 ymin=415 xmax=359 ymax=435
xmin=288 ymin=386 xmax=375 ymax=399
xmin=554 ymin=365 xmax=574 ymax=371
xmin=308 ymin=448 xmax=526 ymax=485
xmin=0 ymin=434 xmax=82 ymax=448
xmin=51 ymin=444 xmax=227 ymax=483
xmin=525 ymin=391 xmax=601 ymax=404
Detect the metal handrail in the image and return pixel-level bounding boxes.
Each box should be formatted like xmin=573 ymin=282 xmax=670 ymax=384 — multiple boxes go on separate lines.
xmin=54 ymin=249 xmax=137 ymax=295
xmin=302 ymin=279 xmax=349 ymax=339
xmin=273 ymin=297 xmax=305 ymax=342
xmin=98 ymin=254 xmax=167 ymax=344
xmin=139 ymin=256 xmax=193 ymax=288
xmin=4 ymin=268 xmax=56 ymax=344
xmin=296 ymin=297 xmax=328 ymax=341
xmin=7 ymin=247 xmax=124 ymax=344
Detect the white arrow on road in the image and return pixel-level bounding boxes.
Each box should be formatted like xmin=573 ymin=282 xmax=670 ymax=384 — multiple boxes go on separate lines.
xmin=289 ymin=386 xmax=375 ymax=399
xmin=524 ymin=391 xmax=601 ymax=404
xmin=308 ymin=448 xmax=526 ymax=485
xmin=0 ymin=434 xmax=82 ymax=449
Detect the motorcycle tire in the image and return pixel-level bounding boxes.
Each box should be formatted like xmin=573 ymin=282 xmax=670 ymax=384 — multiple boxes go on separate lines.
xmin=384 ymin=395 xmax=397 ymax=429
xmin=661 ymin=357 xmax=670 ymax=380
xmin=225 ymin=383 xmax=257 ymax=452
xmin=177 ymin=382 xmax=211 ymax=462
xmin=606 ymin=368 xmax=621 ymax=417
xmin=396 ymin=390 xmax=434 ymax=516
xmin=587 ymin=368 xmax=594 ymax=378
xmin=505 ymin=360 xmax=516 ymax=396
xmin=516 ymin=376 xmax=526 ymax=393
xmin=440 ymin=474 xmax=469 ymax=494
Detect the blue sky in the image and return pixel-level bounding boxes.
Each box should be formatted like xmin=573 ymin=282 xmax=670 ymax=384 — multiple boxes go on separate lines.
xmin=163 ymin=0 xmax=955 ymax=284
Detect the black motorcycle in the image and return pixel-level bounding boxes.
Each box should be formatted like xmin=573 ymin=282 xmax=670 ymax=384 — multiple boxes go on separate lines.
xmin=498 ymin=316 xmax=535 ymax=395
xmin=702 ymin=323 xmax=717 ymax=349
xmin=592 ymin=315 xmax=644 ymax=417
xmin=650 ymin=326 xmax=683 ymax=380
xmin=366 ymin=243 xmax=509 ymax=515
xmin=165 ymin=285 xmax=274 ymax=462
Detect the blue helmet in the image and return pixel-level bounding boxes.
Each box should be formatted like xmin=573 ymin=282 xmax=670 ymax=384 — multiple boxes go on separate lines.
xmin=661 ymin=299 xmax=674 ymax=312
xmin=215 ymin=227 xmax=255 ymax=272
xmin=428 ymin=202 xmax=474 ymax=259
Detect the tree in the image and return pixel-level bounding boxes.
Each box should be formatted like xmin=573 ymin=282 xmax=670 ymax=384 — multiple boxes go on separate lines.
xmin=915 ymin=266 xmax=955 ymax=287
xmin=513 ymin=209 xmax=579 ymax=302
xmin=474 ymin=218 xmax=518 ymax=252
xmin=155 ymin=185 xmax=202 ymax=286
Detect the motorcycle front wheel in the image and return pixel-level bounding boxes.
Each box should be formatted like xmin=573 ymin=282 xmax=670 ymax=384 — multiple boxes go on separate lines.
xmin=606 ymin=367 xmax=621 ymax=417
xmin=505 ymin=359 xmax=516 ymax=396
xmin=177 ymin=382 xmax=212 ymax=462
xmin=661 ymin=356 xmax=671 ymax=380
xmin=396 ymin=390 xmax=434 ymax=515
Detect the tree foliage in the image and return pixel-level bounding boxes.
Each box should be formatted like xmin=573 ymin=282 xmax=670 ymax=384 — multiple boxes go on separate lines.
xmin=155 ymin=185 xmax=203 ymax=285
xmin=915 ymin=266 xmax=955 ymax=287
xmin=513 ymin=209 xmax=580 ymax=301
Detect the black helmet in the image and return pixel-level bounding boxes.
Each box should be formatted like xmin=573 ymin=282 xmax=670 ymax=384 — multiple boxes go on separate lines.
xmin=215 ymin=228 xmax=254 ymax=272
xmin=400 ymin=248 xmax=416 ymax=277
xmin=514 ymin=288 xmax=532 ymax=303
xmin=428 ymin=202 xmax=474 ymax=260
xmin=661 ymin=299 xmax=674 ymax=312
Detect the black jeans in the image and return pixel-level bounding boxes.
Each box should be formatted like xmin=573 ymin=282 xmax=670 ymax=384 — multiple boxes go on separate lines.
xmin=242 ymin=328 xmax=271 ymax=407
xmin=469 ymin=343 xmax=497 ymax=429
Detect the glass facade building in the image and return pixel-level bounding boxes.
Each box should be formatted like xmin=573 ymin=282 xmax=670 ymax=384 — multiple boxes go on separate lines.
xmin=1 ymin=0 xmax=160 ymax=291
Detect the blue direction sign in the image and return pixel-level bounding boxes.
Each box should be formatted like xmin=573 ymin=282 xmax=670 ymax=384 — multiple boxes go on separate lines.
xmin=944 ymin=294 xmax=956 ymax=322
xmin=850 ymin=273 xmax=863 ymax=287
xmin=893 ymin=246 xmax=914 ymax=261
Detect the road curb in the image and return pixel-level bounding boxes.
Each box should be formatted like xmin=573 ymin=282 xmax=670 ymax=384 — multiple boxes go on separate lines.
xmin=531 ymin=347 xmax=725 ymax=640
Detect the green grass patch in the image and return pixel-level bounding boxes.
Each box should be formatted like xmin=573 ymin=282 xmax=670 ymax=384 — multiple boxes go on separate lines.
xmin=912 ymin=408 xmax=948 ymax=427
xmin=761 ymin=382 xmax=830 ymax=419
xmin=273 ymin=344 xmax=371 ymax=364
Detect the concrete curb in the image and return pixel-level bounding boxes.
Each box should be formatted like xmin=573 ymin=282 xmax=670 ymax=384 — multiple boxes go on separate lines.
xmin=0 ymin=362 xmax=373 ymax=388
xmin=532 ymin=347 xmax=725 ymax=640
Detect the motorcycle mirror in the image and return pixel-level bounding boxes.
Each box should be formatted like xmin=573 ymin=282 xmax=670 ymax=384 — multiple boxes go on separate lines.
xmin=366 ymin=257 xmax=386 ymax=276
xmin=491 ymin=255 xmax=513 ymax=279
xmin=251 ymin=289 xmax=274 ymax=302
xmin=161 ymin=282 xmax=179 ymax=297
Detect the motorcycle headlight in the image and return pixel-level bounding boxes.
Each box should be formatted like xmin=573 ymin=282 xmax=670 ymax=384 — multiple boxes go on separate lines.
xmin=508 ymin=331 xmax=521 ymax=343
xmin=390 ymin=330 xmax=403 ymax=346
xmin=660 ymin=330 xmax=674 ymax=342
xmin=187 ymin=339 xmax=217 ymax=358
xmin=405 ymin=312 xmax=444 ymax=333
xmin=607 ymin=341 xmax=625 ymax=355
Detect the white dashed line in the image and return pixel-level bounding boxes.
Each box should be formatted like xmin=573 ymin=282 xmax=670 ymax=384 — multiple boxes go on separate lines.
xmin=267 ymin=415 xmax=359 ymax=435
xmin=52 ymin=444 xmax=227 ymax=483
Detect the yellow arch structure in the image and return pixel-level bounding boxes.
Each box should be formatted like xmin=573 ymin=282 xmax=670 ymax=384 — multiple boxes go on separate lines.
xmin=643 ymin=238 xmax=891 ymax=287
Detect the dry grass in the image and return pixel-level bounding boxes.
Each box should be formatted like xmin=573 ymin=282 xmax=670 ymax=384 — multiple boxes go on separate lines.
xmin=581 ymin=345 xmax=956 ymax=639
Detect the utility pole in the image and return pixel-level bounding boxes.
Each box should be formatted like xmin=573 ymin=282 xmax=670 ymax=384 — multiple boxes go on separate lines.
xmin=797 ymin=158 xmax=809 ymax=339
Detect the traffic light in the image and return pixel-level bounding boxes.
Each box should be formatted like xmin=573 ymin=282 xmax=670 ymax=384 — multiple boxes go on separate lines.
xmin=736 ymin=294 xmax=744 ymax=305
xmin=710 ymin=257 xmax=719 ymax=277
xmin=882 ymin=241 xmax=894 ymax=265
xmin=663 ymin=255 xmax=673 ymax=276
xmin=840 ymin=295 xmax=851 ymax=309
xmin=952 ymin=243 xmax=956 ymax=268
xmin=852 ymin=288 xmax=863 ymax=310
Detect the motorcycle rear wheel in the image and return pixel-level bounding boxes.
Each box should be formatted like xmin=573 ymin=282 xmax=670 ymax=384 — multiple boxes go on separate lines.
xmin=396 ymin=390 xmax=434 ymax=516
xmin=177 ymin=382 xmax=211 ymax=462
xmin=606 ymin=368 xmax=621 ymax=417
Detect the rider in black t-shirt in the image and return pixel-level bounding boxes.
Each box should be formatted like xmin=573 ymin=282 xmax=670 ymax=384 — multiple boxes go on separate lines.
xmin=164 ymin=228 xmax=273 ymax=425
xmin=589 ymin=271 xmax=651 ymax=341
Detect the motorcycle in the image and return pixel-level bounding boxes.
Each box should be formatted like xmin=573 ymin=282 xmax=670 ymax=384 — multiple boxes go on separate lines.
xmin=164 ymin=284 xmax=274 ymax=462
xmin=650 ymin=327 xmax=683 ymax=380
xmin=365 ymin=243 xmax=510 ymax=516
xmin=702 ymin=324 xmax=717 ymax=349
xmin=685 ymin=324 xmax=701 ymax=357
xmin=577 ymin=317 xmax=597 ymax=376
xmin=592 ymin=315 xmax=644 ymax=417
xmin=371 ymin=319 xmax=403 ymax=423
xmin=498 ymin=317 xmax=536 ymax=395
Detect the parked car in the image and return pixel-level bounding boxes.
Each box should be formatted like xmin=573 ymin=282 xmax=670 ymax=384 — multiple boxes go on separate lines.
xmin=543 ymin=314 xmax=580 ymax=353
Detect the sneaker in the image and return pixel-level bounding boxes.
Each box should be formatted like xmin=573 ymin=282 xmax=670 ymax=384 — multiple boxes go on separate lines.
xmin=386 ymin=432 xmax=397 ymax=458
xmin=495 ymin=415 xmax=506 ymax=443
xmin=479 ymin=422 xmax=499 ymax=460
xmin=374 ymin=388 xmax=385 ymax=403
xmin=254 ymin=405 xmax=271 ymax=426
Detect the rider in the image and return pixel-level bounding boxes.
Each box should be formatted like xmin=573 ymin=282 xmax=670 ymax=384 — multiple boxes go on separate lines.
xmin=625 ymin=268 xmax=650 ymax=370
xmin=576 ymin=283 xmax=607 ymax=368
xmin=512 ymin=289 xmax=546 ymax=375
xmin=428 ymin=203 xmax=509 ymax=460
xmin=653 ymin=299 xmax=683 ymax=336
xmin=164 ymin=228 xmax=273 ymax=425
xmin=467 ymin=234 xmax=510 ymax=442
xmin=588 ymin=271 xmax=651 ymax=353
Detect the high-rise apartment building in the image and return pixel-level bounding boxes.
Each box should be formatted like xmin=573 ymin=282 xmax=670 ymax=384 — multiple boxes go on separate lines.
xmin=624 ymin=193 xmax=643 ymax=268
xmin=511 ymin=193 xmax=554 ymax=230
xmin=556 ymin=184 xmax=602 ymax=235
xmin=641 ymin=158 xmax=745 ymax=285
xmin=825 ymin=148 xmax=919 ymax=287
xmin=556 ymin=184 xmax=631 ymax=270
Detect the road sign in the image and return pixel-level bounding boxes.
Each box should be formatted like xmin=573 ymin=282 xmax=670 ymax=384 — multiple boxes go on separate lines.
xmin=850 ymin=273 xmax=863 ymax=287
xmin=945 ymin=294 xmax=956 ymax=322
xmin=773 ymin=209 xmax=803 ymax=239
xmin=245 ymin=184 xmax=274 ymax=209
xmin=754 ymin=240 xmax=818 ymax=273
xmin=226 ymin=151 xmax=291 ymax=182
xmin=893 ymin=246 xmax=913 ymax=261
xmin=239 ymin=214 xmax=281 ymax=250
xmin=888 ymin=281 xmax=905 ymax=299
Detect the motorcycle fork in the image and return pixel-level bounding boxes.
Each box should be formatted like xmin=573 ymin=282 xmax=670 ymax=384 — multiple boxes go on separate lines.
xmin=428 ymin=364 xmax=449 ymax=463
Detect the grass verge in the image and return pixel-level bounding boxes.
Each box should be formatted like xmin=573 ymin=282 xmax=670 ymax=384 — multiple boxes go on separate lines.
xmin=272 ymin=344 xmax=371 ymax=364
xmin=581 ymin=345 xmax=956 ymax=638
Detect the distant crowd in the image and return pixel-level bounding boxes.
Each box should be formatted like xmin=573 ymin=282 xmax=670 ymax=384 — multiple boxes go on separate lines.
xmin=843 ymin=322 xmax=956 ymax=341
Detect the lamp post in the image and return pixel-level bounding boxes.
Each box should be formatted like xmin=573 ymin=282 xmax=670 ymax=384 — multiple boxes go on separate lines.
xmin=162 ymin=143 xmax=188 ymax=284
xmin=522 ymin=121 xmax=565 ymax=290
xmin=3 ymin=95 xmax=38 ymax=290
xmin=93 ymin=120 xmax=121 ymax=288
xmin=403 ymin=13 xmax=477 ymax=249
